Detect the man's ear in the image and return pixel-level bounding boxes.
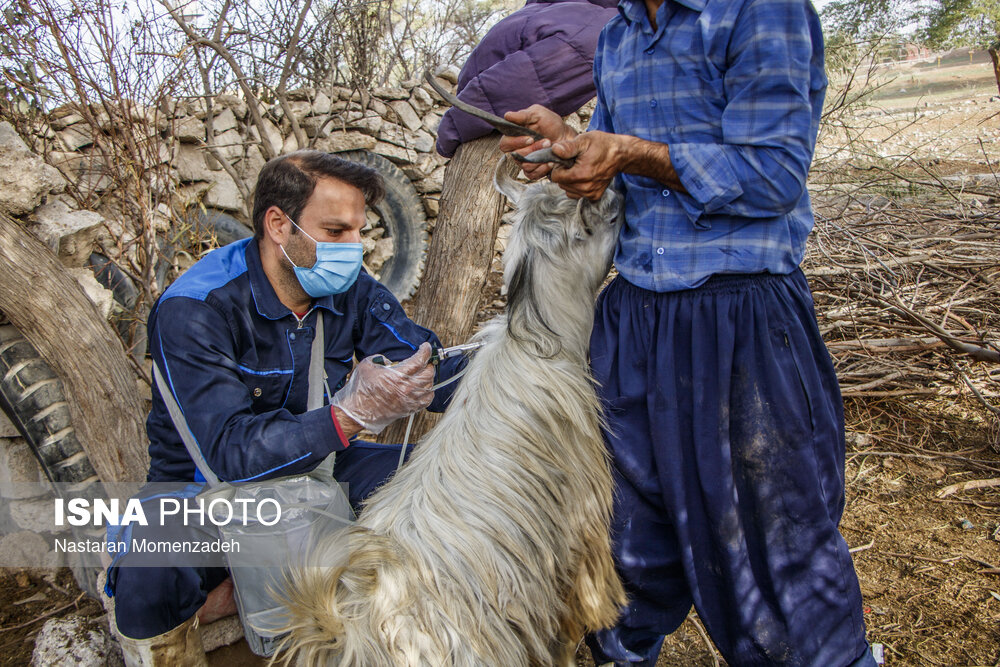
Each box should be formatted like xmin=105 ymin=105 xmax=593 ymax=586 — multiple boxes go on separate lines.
xmin=262 ymin=206 xmax=291 ymax=245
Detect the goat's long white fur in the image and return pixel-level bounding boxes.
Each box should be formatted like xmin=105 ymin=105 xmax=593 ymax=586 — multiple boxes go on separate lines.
xmin=279 ymin=165 xmax=627 ymax=666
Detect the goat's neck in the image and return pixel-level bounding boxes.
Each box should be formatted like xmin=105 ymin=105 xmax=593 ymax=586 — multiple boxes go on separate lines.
xmin=505 ymin=283 xmax=597 ymax=364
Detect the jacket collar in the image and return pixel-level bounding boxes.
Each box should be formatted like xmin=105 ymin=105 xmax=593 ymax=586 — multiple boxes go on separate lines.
xmin=245 ymin=239 xmax=342 ymax=320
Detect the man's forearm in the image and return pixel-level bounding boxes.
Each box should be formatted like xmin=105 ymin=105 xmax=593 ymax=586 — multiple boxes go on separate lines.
xmin=617 ymin=134 xmax=687 ymax=193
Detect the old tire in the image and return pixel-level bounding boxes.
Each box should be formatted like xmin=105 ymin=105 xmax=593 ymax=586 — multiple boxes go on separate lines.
xmin=0 ymin=323 xmax=103 ymax=597
xmin=339 ymin=150 xmax=428 ymax=301
xmin=195 ymin=209 xmax=254 ymax=247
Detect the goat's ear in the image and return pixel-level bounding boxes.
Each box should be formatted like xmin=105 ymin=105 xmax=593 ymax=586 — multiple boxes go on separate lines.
xmin=493 ymin=157 xmax=526 ymax=205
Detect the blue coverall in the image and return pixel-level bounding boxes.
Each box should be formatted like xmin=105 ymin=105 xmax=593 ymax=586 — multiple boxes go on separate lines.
xmin=106 ymin=238 xmax=463 ymax=639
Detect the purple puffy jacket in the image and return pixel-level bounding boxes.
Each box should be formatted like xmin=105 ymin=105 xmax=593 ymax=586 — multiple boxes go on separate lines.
xmin=435 ymin=0 xmax=619 ymax=158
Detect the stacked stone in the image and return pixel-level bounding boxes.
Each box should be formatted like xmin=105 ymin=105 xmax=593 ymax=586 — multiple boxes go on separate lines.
xmin=38 ymin=71 xmax=460 ymax=228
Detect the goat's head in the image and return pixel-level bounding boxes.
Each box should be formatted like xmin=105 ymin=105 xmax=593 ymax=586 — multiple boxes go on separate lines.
xmin=494 ymin=160 xmax=624 ymax=356
xmin=495 ymin=161 xmax=623 ymax=297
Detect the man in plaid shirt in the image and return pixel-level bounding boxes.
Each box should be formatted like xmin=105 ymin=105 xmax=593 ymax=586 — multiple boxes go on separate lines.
xmin=501 ymin=0 xmax=877 ymax=664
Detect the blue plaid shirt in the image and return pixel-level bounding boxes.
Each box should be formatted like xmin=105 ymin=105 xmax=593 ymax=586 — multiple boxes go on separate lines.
xmin=590 ymin=0 xmax=827 ymax=292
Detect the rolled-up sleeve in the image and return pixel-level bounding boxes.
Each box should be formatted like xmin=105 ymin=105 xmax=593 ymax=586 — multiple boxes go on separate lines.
xmin=670 ymin=0 xmax=821 ymax=223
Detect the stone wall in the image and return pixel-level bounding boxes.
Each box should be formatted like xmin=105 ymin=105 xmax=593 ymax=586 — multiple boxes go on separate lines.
xmin=40 ymin=71 xmax=460 ymax=227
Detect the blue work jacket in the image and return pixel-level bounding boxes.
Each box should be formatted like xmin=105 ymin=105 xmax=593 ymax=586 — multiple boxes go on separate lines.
xmin=145 ymin=238 xmax=463 ymax=483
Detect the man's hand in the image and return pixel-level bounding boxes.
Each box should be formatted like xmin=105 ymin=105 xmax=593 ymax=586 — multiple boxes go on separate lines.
xmin=547 ymin=131 xmax=628 ymax=201
xmin=331 ymin=343 xmax=435 ymax=434
xmin=499 ymin=105 xmax=578 ymax=181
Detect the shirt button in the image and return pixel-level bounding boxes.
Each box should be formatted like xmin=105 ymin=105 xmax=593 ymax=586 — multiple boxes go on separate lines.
xmin=382 ymin=303 xmax=391 ymax=312
xmin=650 ymin=99 xmax=657 ymax=108
xmin=253 ymin=387 xmax=262 ymax=397
xmin=645 ymin=47 xmax=654 ymax=55
xmin=661 ymin=189 xmax=670 ymax=197
xmin=289 ymin=333 xmax=296 ymax=341
xmin=656 ymin=247 xmax=665 ymax=255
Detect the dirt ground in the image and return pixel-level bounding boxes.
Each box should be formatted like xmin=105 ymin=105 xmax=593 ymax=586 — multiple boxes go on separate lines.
xmin=2 ymin=55 xmax=998 ymax=667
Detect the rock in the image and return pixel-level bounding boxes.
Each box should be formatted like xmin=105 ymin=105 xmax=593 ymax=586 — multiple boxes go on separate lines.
xmin=388 ymin=100 xmax=423 ymax=132
xmin=171 ymin=115 xmax=204 ymax=143
xmin=344 ymin=113 xmax=383 ymax=136
xmin=282 ymin=132 xmax=305 ymax=155
xmin=286 ymin=87 xmax=316 ymax=101
xmin=235 ymin=148 xmax=266 ymax=184
xmin=211 ymin=108 xmax=239 ymax=135
xmin=248 ymin=118 xmax=283 ymax=157
xmin=311 ymin=91 xmax=333 ymax=116
xmin=495 ymin=222 xmax=513 ymax=253
xmin=409 ymin=87 xmax=433 ymax=115
xmin=199 ymin=615 xmax=244 ymax=652
xmin=331 ymin=86 xmax=352 ymax=101
xmin=129 ymin=105 xmax=169 ymax=133
xmin=402 ymin=155 xmax=440 ymax=180
xmin=376 ymin=125 xmax=434 ymax=154
xmin=284 ymin=100 xmax=312 ymax=120
xmin=215 ymin=93 xmax=247 ymax=119
xmin=422 ymin=196 xmax=439 ymax=217
xmin=424 ymin=78 xmax=451 ymax=103
xmin=300 ymin=115 xmax=331 ymax=138
xmin=373 ymin=141 xmax=417 ymax=166
xmin=313 ymin=132 xmax=377 ymax=153
xmin=31 ymin=199 xmax=106 ymax=267
xmin=409 ymin=129 xmax=435 ymax=154
xmin=0 ymin=531 xmax=61 ymax=570
xmin=68 ymin=268 xmax=116 ymax=319
xmin=365 ymin=97 xmax=388 ymax=118
xmin=422 ymin=110 xmax=443 ymax=135
xmin=0 ymin=122 xmax=66 ymax=216
xmin=9 ymin=496 xmax=57 ymax=533
xmin=433 ymin=65 xmax=460 ymax=84
xmin=366 ymin=237 xmax=394 ymax=275
xmin=0 ymin=411 xmax=18 ymax=438
xmin=203 ymin=171 xmax=244 ymax=212
xmin=0 ymin=437 xmax=44 ymax=497
xmin=50 ymin=109 xmax=85 ymax=131
xmin=55 ymin=124 xmax=94 ymax=151
xmin=32 ymin=615 xmax=124 ymax=667
xmin=212 ymin=128 xmax=244 ymax=164
xmin=373 ymin=86 xmax=409 ymax=101
xmin=414 ymin=176 xmax=442 ymax=194
xmin=175 ymin=181 xmax=213 ymax=207
xmin=174 ymin=144 xmax=212 ymax=182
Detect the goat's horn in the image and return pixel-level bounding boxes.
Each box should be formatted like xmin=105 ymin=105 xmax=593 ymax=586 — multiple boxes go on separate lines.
xmin=509 ymin=147 xmax=575 ymax=170
xmin=424 ymin=71 xmax=544 ymax=141
xmin=494 ymin=156 xmax=527 ymax=205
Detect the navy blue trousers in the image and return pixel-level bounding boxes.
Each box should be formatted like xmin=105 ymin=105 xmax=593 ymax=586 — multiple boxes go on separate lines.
xmin=586 ymin=272 xmax=872 ymax=667
xmin=109 ymin=440 xmax=409 ymax=639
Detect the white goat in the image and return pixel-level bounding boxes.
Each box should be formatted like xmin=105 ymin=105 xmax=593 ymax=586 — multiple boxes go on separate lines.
xmin=279 ymin=163 xmax=626 ymax=666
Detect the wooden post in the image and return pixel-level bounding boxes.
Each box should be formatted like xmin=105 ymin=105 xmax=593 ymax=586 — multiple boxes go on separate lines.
xmin=379 ymin=135 xmax=516 ymax=444
xmin=0 ymin=213 xmax=149 ymax=482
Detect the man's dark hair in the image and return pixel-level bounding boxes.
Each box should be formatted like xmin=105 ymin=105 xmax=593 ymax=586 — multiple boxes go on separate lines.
xmin=251 ymin=150 xmax=385 ymax=239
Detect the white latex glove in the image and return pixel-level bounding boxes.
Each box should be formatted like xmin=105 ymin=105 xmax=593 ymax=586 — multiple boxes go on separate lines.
xmin=331 ymin=342 xmax=435 ymax=434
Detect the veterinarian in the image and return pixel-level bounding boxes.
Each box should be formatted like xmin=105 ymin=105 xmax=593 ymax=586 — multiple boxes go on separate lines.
xmin=105 ymin=151 xmax=465 ymax=664
xmin=501 ymin=0 xmax=877 ymax=664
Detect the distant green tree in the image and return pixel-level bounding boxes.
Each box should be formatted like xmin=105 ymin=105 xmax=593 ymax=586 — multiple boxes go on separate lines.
xmin=821 ymin=0 xmax=1000 ymax=92
xmin=922 ymin=0 xmax=1000 ymax=91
